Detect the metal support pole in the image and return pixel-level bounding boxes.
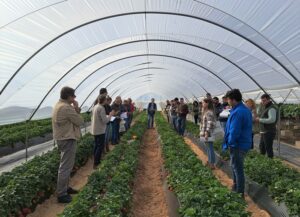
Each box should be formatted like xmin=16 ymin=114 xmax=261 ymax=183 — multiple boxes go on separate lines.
xmin=292 ymin=89 xmax=300 ymax=102
xmin=85 ymin=120 xmax=87 ymax=134
xmin=277 ymin=104 xmax=282 ymax=156
xmin=254 ymin=92 xmax=262 ymax=101
xmin=25 ymin=120 xmax=29 ymax=161
xmin=277 ymin=89 xmax=293 ymax=156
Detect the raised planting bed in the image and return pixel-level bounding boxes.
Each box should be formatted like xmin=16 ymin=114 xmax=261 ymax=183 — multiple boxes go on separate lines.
xmin=155 ymin=113 xmax=250 ymax=217
xmin=0 ymin=133 xmax=94 ymax=217
xmin=185 ymin=120 xmax=300 ymax=217
xmin=0 ymin=113 xmax=91 ymax=150
xmin=60 ymin=112 xmax=147 ymax=217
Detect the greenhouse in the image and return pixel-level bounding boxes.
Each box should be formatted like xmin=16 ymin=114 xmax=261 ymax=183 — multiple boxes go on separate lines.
xmin=0 ymin=0 xmax=300 ymax=216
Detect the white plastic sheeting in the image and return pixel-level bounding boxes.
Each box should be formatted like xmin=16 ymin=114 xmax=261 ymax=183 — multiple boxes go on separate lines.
xmin=0 ymin=0 xmax=300 ymax=124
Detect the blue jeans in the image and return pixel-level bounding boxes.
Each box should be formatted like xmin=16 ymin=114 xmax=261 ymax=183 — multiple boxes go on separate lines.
xmin=148 ymin=114 xmax=154 ymax=128
xmin=104 ymin=123 xmax=111 ymax=146
xmin=128 ymin=114 xmax=133 ymax=128
xmin=171 ymin=116 xmax=178 ymax=131
xmin=230 ymin=148 xmax=246 ymax=194
xmin=111 ymin=120 xmax=120 ymax=145
xmin=220 ymin=121 xmax=227 ymax=133
xmin=205 ymin=141 xmax=216 ymax=164
xmin=124 ymin=118 xmax=130 ymax=131
xmin=177 ymin=117 xmax=186 ymax=136
xmin=93 ymin=134 xmax=105 ymax=166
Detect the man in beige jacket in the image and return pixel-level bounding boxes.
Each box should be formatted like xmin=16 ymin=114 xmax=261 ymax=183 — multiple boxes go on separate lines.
xmin=52 ymin=86 xmax=84 ymax=203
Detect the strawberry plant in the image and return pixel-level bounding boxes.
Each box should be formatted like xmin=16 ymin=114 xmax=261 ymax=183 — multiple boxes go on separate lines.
xmin=60 ymin=112 xmax=147 ymax=217
xmin=156 ymin=114 xmax=249 ymax=217
xmin=186 ymin=117 xmax=300 ymax=216
xmin=245 ymin=151 xmax=300 ymax=216
xmin=0 ymin=112 xmax=91 ymax=148
xmin=0 ymin=133 xmax=94 ymax=217
xmin=281 ymin=104 xmax=300 ymax=119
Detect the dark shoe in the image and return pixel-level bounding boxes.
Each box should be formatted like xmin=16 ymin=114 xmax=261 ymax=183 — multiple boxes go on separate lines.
xmin=231 ymin=185 xmax=237 ymax=192
xmin=67 ymin=187 xmax=79 ymax=194
xmin=57 ymin=194 xmax=72 ymax=203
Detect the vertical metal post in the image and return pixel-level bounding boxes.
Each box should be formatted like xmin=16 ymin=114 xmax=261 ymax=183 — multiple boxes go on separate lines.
xmin=277 ymin=89 xmax=293 ymax=156
xmin=25 ymin=120 xmax=29 ymax=161
xmin=277 ymin=104 xmax=281 ymax=156
xmin=292 ymin=89 xmax=300 ymax=102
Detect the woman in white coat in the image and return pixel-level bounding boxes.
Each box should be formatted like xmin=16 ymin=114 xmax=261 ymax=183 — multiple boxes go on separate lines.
xmin=91 ymin=95 xmax=114 ymax=168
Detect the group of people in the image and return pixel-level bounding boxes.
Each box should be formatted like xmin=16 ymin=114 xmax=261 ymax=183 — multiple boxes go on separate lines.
xmin=51 ymin=85 xmax=278 ymax=203
xmin=164 ymin=89 xmax=278 ymax=198
xmin=91 ymin=88 xmax=135 ymax=166
xmin=52 ymin=86 xmax=135 ymax=203
xmin=164 ymin=97 xmax=190 ymax=136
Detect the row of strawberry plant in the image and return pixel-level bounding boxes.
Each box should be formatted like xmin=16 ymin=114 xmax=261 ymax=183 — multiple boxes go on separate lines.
xmin=60 ymin=112 xmax=147 ymax=217
xmin=0 ymin=134 xmax=94 ymax=217
xmin=0 ymin=113 xmax=91 ymax=148
xmin=245 ymin=152 xmax=300 ymax=216
xmin=156 ymin=114 xmax=249 ymax=217
xmin=185 ymin=120 xmax=300 ymax=216
xmin=280 ymin=104 xmax=300 ymax=119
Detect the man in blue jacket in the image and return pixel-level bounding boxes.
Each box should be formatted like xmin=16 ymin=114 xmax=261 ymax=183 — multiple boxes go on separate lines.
xmin=223 ymin=89 xmax=252 ymax=197
xmin=147 ymin=98 xmax=157 ymax=129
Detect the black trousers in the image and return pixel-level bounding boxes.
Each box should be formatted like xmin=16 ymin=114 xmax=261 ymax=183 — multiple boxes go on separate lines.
xmin=194 ymin=114 xmax=199 ymax=124
xmin=94 ymin=134 xmax=105 ymax=166
xmin=259 ymin=132 xmax=276 ymax=158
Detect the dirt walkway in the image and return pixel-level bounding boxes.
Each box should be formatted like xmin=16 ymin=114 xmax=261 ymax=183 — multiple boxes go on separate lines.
xmin=27 ymin=117 xmax=141 ymax=217
xmin=28 ymin=158 xmax=94 ymax=217
xmin=184 ymin=137 xmax=270 ymax=217
xmin=130 ymin=129 xmax=169 ymax=217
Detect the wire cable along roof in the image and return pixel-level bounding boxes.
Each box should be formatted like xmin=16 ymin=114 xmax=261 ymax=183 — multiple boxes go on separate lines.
xmin=0 ymin=0 xmax=300 ymax=124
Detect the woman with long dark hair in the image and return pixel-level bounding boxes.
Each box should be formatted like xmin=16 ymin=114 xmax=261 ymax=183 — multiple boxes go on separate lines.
xmin=200 ymin=98 xmax=216 ymax=169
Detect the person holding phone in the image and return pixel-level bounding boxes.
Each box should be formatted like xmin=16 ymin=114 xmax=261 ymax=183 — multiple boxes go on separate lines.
xmin=52 ymin=86 xmax=84 ymax=203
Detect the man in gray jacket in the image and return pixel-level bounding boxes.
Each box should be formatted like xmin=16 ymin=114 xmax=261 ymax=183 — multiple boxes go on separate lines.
xmin=52 ymin=87 xmax=84 ymax=203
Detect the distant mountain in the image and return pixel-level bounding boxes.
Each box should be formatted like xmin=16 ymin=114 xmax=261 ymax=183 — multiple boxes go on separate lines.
xmin=0 ymin=106 xmax=53 ymax=125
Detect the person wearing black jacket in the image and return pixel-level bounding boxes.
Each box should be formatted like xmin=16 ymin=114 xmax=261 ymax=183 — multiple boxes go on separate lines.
xmin=177 ymin=98 xmax=189 ymax=136
xmin=255 ymin=94 xmax=278 ymax=158
xmin=147 ymin=98 xmax=157 ymax=129
xmin=213 ymin=97 xmax=223 ymax=118
xmin=104 ymin=96 xmax=112 ymax=152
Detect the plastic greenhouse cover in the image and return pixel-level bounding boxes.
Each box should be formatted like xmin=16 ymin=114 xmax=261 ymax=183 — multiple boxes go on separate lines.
xmin=0 ymin=0 xmax=300 ymax=125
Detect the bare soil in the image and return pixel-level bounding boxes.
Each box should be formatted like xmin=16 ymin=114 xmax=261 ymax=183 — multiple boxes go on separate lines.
xmin=184 ymin=137 xmax=270 ymax=217
xmin=130 ymin=129 xmax=169 ymax=217
xmin=28 ymin=158 xmax=94 ymax=217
